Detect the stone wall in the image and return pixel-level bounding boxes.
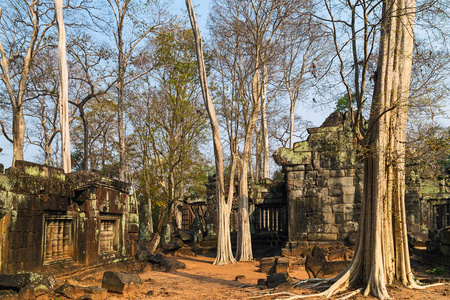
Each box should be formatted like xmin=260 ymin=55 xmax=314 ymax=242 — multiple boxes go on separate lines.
xmin=0 ymin=161 xmax=138 ymax=274
xmin=274 ymin=112 xmax=362 ymax=244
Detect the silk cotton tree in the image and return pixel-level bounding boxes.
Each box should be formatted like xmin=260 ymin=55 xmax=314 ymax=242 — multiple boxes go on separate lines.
xmin=54 ymin=0 xmax=71 ymax=173
xmin=289 ymin=0 xmax=443 ymax=298
xmin=185 ymin=0 xmax=236 ymax=265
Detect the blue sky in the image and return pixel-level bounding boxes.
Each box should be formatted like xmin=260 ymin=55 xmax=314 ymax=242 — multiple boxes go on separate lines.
xmin=0 ymin=0 xmax=333 ymax=169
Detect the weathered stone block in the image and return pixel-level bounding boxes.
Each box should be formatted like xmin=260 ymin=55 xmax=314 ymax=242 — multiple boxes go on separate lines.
xmin=293 ymin=141 xmax=310 ymax=152
xmin=328 ymin=188 xmax=342 ymax=197
xmin=260 ymin=257 xmax=276 ymax=274
xmin=332 ymin=204 xmax=345 ymax=213
xmin=275 ymin=257 xmax=290 ymax=274
xmin=335 ymin=213 xmax=344 ymax=224
xmin=330 ymin=170 xmax=345 ymax=177
xmin=328 ymin=177 xmax=354 ymax=187
xmin=307 ymin=233 xmax=337 ymax=241
xmin=284 ymin=165 xmax=305 ymax=172
xmin=101 ymin=271 xmax=142 ymax=294
xmin=273 ymin=148 xmax=312 ymax=166
xmin=287 ymin=171 xmax=305 ymax=181
xmin=55 ymin=284 xmax=107 ymax=300
xmin=266 ymin=273 xmax=288 ymax=288
xmin=342 ymin=185 xmax=355 ymax=195
xmin=343 ymin=194 xmax=355 ymax=204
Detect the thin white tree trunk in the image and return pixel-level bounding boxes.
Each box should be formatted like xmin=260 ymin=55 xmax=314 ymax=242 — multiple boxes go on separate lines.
xmin=236 ymin=68 xmax=260 ymax=262
xmin=54 ymin=0 xmax=71 ymax=173
xmin=288 ymin=86 xmax=296 ymax=149
xmin=185 ymin=0 xmax=235 ymax=265
xmin=261 ymin=64 xmax=269 ymax=178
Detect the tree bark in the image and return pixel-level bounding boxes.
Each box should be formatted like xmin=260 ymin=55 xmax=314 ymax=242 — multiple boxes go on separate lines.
xmin=260 ymin=64 xmax=269 ymax=179
xmin=185 ymin=0 xmax=236 ymax=265
xmin=54 ymin=0 xmax=71 ymax=173
xmin=235 ymin=66 xmax=261 ymax=262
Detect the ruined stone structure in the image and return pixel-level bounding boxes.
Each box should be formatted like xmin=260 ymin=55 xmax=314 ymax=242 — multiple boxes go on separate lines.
xmin=273 ymin=111 xmax=445 ymax=251
xmin=0 ymin=161 xmax=138 ymax=274
xmin=274 ymin=112 xmax=362 ymax=246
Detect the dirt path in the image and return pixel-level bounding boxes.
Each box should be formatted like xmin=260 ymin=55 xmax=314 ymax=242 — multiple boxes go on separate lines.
xmin=63 ymin=254 xmax=450 ymax=300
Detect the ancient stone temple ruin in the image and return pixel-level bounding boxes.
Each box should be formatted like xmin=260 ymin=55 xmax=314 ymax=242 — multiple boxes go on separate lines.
xmin=0 ymin=161 xmax=139 ymax=273
xmin=273 ymin=111 xmax=362 ymax=247
xmin=273 ymin=111 xmax=449 ymax=255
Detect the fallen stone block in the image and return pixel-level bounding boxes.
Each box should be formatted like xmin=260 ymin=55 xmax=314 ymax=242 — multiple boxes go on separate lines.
xmin=273 ymin=282 xmax=294 ymax=293
xmin=327 ymin=247 xmax=353 ymax=261
xmin=149 ymin=253 xmax=186 ymax=272
xmin=101 ymin=272 xmax=142 ymax=294
xmin=0 ymin=274 xmax=34 ymax=292
xmin=235 ymin=275 xmax=246 ymax=282
xmin=266 ymin=273 xmax=288 ymax=288
xmin=176 ymin=229 xmax=193 ymax=243
xmin=135 ymin=249 xmax=152 ymax=262
xmin=260 ymin=257 xmax=276 ymax=274
xmin=162 ymin=238 xmax=184 ymax=251
xmin=55 ymin=284 xmax=107 ymax=300
xmin=316 ymin=261 xmax=350 ymax=278
xmin=275 ymin=257 xmax=290 ymax=274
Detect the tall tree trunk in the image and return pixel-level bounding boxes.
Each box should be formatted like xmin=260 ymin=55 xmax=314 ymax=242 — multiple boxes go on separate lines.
xmin=79 ymin=107 xmax=89 ymax=171
xmin=117 ymin=37 xmax=126 ymax=181
xmin=260 ymin=64 xmax=269 ymax=179
xmin=55 ymin=0 xmax=71 ymax=173
xmin=289 ymin=94 xmax=296 ymax=149
xmin=12 ymin=108 xmax=25 ymax=165
xmin=185 ymin=0 xmax=236 ymax=265
xmin=305 ymin=1 xmax=417 ymax=299
xmin=236 ymin=69 xmax=260 ymax=262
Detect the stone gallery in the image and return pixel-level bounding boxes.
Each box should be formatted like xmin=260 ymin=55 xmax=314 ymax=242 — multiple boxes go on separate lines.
xmin=0 ymin=161 xmax=139 ymax=273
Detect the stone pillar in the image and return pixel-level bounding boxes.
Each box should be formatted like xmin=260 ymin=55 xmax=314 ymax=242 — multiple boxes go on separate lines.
xmin=285 ymin=165 xmax=307 ymax=241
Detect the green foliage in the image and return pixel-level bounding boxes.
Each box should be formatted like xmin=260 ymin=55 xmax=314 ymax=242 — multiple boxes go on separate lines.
xmin=129 ymin=23 xmax=212 ymax=229
xmin=335 ymin=93 xmax=357 ymax=112
xmin=425 ymin=266 xmax=447 ymax=275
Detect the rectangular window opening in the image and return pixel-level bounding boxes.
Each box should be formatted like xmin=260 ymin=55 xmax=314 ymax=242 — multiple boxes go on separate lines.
xmin=43 ymin=216 xmax=73 ymax=264
xmin=99 ymin=217 xmax=119 ymax=253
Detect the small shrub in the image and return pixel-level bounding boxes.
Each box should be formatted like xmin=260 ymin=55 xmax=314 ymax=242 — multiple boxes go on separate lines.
xmin=425 ymin=266 xmax=447 ymax=275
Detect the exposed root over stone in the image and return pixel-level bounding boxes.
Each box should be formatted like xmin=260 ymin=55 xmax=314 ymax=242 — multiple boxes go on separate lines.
xmin=250 ymin=270 xmax=449 ymax=300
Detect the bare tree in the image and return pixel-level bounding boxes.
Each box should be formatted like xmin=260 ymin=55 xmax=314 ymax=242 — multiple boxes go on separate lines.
xmin=54 ymin=0 xmax=70 ymax=172
xmin=106 ymin=0 xmax=166 ymax=181
xmin=0 ymin=0 xmax=55 ymax=166
xmin=68 ymin=34 xmax=116 ymax=171
xmin=185 ymin=0 xmax=237 ymax=266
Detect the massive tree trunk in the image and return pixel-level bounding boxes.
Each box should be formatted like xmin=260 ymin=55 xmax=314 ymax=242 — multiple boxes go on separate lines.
xmin=185 ymin=0 xmax=236 ymax=265
xmin=54 ymin=0 xmax=71 ymax=173
xmin=356 ymin=0 xmax=416 ymax=294
xmin=293 ymin=0 xmax=417 ymax=299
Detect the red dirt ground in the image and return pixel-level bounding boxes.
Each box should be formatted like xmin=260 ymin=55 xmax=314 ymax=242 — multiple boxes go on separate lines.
xmin=59 ymin=254 xmax=450 ymax=300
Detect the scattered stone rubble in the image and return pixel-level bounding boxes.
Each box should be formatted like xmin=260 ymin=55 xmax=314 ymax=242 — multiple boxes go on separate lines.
xmin=305 ymin=246 xmax=350 ymax=278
